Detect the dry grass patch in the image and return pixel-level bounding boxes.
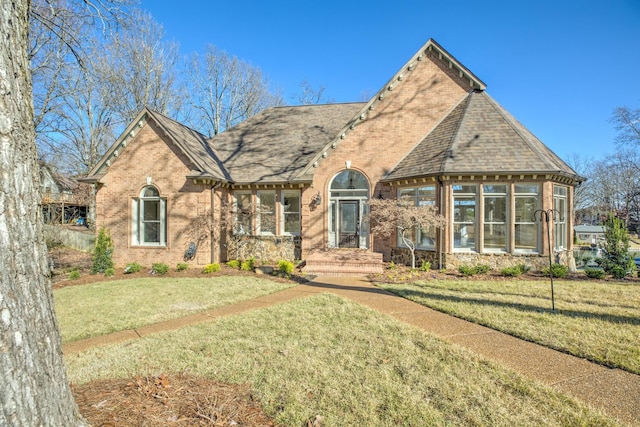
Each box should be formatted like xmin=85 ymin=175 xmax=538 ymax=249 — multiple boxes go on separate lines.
xmin=54 ymin=276 xmax=294 ymax=342
xmin=377 ymin=279 xmax=640 ymax=374
xmin=66 ymin=294 xmax=615 ymax=426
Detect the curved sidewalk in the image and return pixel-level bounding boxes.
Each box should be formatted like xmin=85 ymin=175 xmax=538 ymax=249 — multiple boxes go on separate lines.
xmin=63 ymin=276 xmax=640 ymax=426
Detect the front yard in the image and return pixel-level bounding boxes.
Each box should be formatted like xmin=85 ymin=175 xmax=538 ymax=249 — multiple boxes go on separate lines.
xmin=374 ymin=275 xmax=640 ymax=375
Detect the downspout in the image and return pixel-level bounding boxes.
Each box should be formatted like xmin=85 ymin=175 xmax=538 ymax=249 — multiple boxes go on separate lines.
xmin=437 ymin=176 xmax=444 ymax=270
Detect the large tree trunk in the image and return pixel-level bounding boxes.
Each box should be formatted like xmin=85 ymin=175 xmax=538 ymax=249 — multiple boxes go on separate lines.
xmin=0 ymin=1 xmax=86 ymax=425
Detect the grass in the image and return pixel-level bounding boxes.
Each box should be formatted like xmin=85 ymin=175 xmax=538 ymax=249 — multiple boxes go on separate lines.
xmin=377 ymin=278 xmax=640 ymax=374
xmin=54 ymin=276 xmax=294 ymax=342
xmin=65 ymin=293 xmax=615 ymax=426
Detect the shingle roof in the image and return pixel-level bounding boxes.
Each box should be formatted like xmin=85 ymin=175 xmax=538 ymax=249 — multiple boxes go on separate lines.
xmin=146 ymin=110 xmax=229 ymax=182
xmin=383 ymin=90 xmax=580 ymax=181
xmin=209 ymin=103 xmax=364 ymax=184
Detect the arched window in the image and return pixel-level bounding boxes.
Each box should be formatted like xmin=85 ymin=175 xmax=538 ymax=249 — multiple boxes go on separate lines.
xmin=132 ymin=186 xmax=166 ymax=246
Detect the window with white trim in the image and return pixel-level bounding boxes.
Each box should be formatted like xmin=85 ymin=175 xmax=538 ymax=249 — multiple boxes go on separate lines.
xmin=257 ymin=191 xmax=276 ymax=235
xmin=554 ymin=185 xmax=568 ymax=250
xmin=483 ymin=184 xmax=507 ymax=252
xmin=132 ymin=186 xmax=166 ymax=246
xmin=453 ymin=184 xmax=477 ymax=251
xmin=514 ymin=184 xmax=539 ymax=252
xmin=282 ymin=190 xmax=301 ymax=235
xmin=234 ymin=191 xmax=252 ymax=235
xmin=398 ymin=185 xmax=437 ymax=250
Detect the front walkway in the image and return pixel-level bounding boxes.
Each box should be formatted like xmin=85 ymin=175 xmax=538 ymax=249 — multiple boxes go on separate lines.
xmin=63 ymin=276 xmax=640 ymax=426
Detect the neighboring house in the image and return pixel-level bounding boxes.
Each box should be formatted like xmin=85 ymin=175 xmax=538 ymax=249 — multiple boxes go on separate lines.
xmin=81 ymin=39 xmax=582 ymax=271
xmin=40 ymin=163 xmax=91 ymax=225
xmin=574 ymin=225 xmax=605 ymax=246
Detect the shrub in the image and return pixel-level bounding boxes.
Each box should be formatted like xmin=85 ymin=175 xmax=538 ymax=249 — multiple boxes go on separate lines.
xmin=474 ymin=264 xmax=491 ymax=275
xmin=202 ymin=263 xmax=221 ymax=274
xmin=500 ymin=266 xmax=523 ymax=277
xmin=542 ymin=263 xmax=568 ymax=278
xmin=610 ymin=265 xmax=627 ymax=280
xmin=598 ymin=213 xmax=635 ymax=277
xmin=151 ymin=263 xmax=169 ymax=275
xmin=68 ymin=270 xmax=81 ymax=280
xmin=124 ymin=262 xmax=142 ymax=274
xmin=277 ymin=259 xmax=295 ymax=277
xmin=91 ymin=227 xmax=113 ymax=274
xmin=419 ymin=260 xmax=431 ymax=272
xmin=584 ymin=267 xmax=605 ymax=279
xmin=226 ymin=260 xmax=240 ymax=269
xmin=104 ymin=267 xmax=115 ymax=277
xmin=240 ymin=258 xmax=255 ymax=271
xmin=459 ymin=264 xmax=491 ymax=277
xmin=458 ymin=265 xmax=476 ymax=277
xmin=388 ymin=261 xmax=397 ymax=270
xmin=176 ymin=263 xmax=189 ymax=272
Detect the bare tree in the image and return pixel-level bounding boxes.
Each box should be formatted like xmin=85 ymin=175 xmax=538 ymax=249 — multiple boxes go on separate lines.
xmin=98 ymin=10 xmax=185 ymax=126
xmin=0 ymin=1 xmax=87 ymax=424
xmin=293 ymin=79 xmax=333 ymax=105
xmin=369 ymin=198 xmax=446 ymax=269
xmin=186 ymin=45 xmax=283 ymax=137
xmin=612 ymin=105 xmax=640 ymax=147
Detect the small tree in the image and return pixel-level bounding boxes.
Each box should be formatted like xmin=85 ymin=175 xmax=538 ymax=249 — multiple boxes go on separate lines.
xmin=598 ymin=213 xmax=635 ymax=278
xmin=91 ymin=227 xmax=113 ymax=274
xmin=369 ymin=198 xmax=446 ymax=269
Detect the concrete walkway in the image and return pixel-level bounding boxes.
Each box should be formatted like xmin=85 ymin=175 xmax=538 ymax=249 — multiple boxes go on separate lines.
xmin=63 ymin=276 xmax=640 ymax=426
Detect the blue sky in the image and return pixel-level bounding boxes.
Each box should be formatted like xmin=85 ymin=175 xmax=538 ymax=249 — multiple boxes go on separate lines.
xmin=139 ymin=0 xmax=640 ymax=163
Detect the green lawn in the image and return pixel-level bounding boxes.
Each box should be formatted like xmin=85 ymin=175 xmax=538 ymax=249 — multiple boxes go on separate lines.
xmin=377 ymin=278 xmax=640 ymax=374
xmin=65 ymin=293 xmax=616 ymax=426
xmin=54 ymin=276 xmax=294 ymax=342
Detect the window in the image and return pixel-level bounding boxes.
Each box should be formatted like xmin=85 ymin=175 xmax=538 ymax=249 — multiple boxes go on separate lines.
xmin=257 ymin=191 xmax=276 ymax=235
xmin=234 ymin=191 xmax=252 ymax=234
xmin=453 ymin=185 xmax=477 ymax=251
xmin=398 ymin=186 xmax=437 ymax=250
xmin=514 ymin=184 xmax=539 ymax=252
xmin=483 ymin=184 xmax=507 ymax=252
xmin=282 ymin=190 xmax=301 ymax=235
xmin=554 ymin=185 xmax=568 ymax=250
xmin=132 ymin=186 xmax=166 ymax=246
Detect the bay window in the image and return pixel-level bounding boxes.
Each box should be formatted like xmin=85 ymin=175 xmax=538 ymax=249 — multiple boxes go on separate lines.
xmin=453 ymin=185 xmax=477 ymax=251
xmin=398 ymin=185 xmax=437 ymax=250
xmin=483 ymin=184 xmax=507 ymax=252
xmin=554 ymin=185 xmax=568 ymax=250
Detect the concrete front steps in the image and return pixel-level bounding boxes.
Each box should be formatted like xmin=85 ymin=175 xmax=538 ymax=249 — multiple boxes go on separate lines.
xmin=302 ymin=249 xmax=384 ymax=276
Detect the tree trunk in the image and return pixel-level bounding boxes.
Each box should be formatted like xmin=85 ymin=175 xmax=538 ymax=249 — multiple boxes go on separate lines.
xmin=0 ymin=1 xmax=86 ymax=425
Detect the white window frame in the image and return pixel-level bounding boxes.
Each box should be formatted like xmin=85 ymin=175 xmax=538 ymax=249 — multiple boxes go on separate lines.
xmin=452 ymin=184 xmax=477 ymax=252
xmin=482 ymin=184 xmax=508 ymax=253
xmin=554 ymin=185 xmax=568 ymax=250
xmin=514 ymin=184 xmax=540 ymax=254
xmin=234 ymin=191 xmax=253 ymax=235
xmin=257 ymin=190 xmax=276 ymax=236
xmin=281 ymin=190 xmax=301 ymax=236
xmin=132 ymin=186 xmax=166 ymax=246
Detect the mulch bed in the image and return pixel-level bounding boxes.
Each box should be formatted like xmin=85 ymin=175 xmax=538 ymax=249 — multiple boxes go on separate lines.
xmin=71 ymin=373 xmax=276 ymax=426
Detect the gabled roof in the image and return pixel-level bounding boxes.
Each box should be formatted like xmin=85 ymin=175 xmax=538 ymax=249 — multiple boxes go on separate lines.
xmin=210 ymin=103 xmax=364 ymax=184
xmin=81 ymin=108 xmax=228 ymax=183
xmin=383 ymin=90 xmax=581 ymax=182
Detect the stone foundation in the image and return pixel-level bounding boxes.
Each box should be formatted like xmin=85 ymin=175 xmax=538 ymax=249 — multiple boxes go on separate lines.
xmin=226 ymin=235 xmax=301 ymax=262
xmin=390 ymin=247 xmax=573 ymax=272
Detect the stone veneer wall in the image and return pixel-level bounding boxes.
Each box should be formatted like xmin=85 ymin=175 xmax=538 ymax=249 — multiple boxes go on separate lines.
xmin=226 ymin=235 xmax=302 ymax=262
xmin=390 ymin=247 xmax=574 ymax=272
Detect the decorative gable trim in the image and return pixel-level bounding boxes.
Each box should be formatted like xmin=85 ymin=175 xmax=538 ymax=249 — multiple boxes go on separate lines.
xmin=294 ymin=39 xmax=486 ymax=179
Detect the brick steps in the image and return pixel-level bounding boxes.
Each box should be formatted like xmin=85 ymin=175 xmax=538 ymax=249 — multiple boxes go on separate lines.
xmin=302 ymin=250 xmax=384 ymax=276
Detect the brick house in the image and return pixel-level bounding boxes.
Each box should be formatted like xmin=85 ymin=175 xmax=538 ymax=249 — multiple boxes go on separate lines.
xmin=81 ymin=39 xmax=582 ymax=273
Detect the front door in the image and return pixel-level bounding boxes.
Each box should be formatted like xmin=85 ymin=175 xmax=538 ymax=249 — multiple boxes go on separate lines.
xmin=339 ymin=200 xmax=359 ymax=248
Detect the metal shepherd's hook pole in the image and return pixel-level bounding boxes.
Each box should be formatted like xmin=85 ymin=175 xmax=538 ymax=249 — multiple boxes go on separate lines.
xmin=533 ymin=209 xmax=559 ymax=311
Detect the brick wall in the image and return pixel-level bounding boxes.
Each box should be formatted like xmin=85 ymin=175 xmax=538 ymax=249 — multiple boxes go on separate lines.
xmin=95 ymin=121 xmax=212 ymax=268
xmin=302 ymin=50 xmax=470 ymax=258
